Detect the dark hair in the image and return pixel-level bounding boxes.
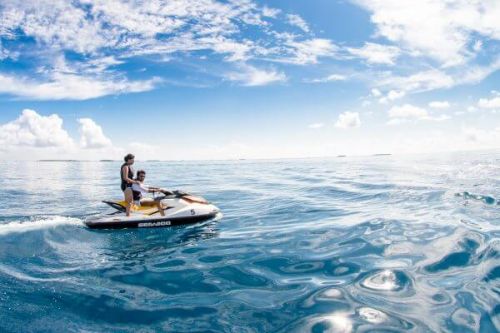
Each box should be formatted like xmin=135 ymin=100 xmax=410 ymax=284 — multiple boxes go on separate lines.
xmin=124 ymin=153 xmax=135 ymax=162
xmin=137 ymin=170 xmax=146 ymax=176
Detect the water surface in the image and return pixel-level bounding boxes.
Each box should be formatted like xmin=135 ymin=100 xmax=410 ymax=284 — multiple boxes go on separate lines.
xmin=0 ymin=152 xmax=499 ymax=332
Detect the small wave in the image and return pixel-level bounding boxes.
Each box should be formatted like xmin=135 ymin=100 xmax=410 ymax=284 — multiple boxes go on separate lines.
xmin=0 ymin=216 xmax=83 ymax=236
xmin=455 ymin=191 xmax=498 ymax=205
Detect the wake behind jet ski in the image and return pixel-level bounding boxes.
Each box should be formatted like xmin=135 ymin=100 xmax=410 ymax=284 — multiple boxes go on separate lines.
xmin=85 ymin=190 xmax=220 ymax=229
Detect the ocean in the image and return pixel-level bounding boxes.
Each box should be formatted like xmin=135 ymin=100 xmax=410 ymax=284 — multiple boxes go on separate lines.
xmin=0 ymin=151 xmax=498 ymax=332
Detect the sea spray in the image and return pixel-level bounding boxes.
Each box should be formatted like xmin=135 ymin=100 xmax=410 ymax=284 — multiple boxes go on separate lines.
xmin=0 ymin=216 xmax=83 ymax=236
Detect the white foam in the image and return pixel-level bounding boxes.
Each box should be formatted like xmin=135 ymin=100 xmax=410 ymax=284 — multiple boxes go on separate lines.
xmin=358 ymin=307 xmax=388 ymax=324
xmin=0 ymin=216 xmax=83 ymax=236
xmin=213 ymin=212 xmax=224 ymax=221
xmin=361 ymin=269 xmax=399 ymax=291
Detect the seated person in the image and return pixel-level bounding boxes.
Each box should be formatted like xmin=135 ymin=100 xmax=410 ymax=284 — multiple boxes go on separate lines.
xmin=131 ymin=170 xmax=168 ymax=216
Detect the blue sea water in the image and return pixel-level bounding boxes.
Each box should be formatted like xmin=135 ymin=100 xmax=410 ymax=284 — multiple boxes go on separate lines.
xmin=0 ymin=151 xmax=499 ymax=332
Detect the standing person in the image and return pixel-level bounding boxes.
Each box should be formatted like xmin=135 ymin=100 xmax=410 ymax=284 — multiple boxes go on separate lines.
xmin=121 ymin=153 xmax=138 ymax=217
xmin=131 ymin=170 xmax=168 ymax=216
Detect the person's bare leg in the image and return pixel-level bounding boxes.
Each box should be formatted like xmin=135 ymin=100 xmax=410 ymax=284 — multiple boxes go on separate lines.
xmin=124 ymin=188 xmax=133 ymax=217
xmin=156 ymin=201 xmax=165 ymax=216
xmin=140 ymin=199 xmax=165 ymax=216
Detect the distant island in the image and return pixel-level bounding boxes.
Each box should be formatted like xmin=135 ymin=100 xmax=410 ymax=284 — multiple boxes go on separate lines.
xmin=337 ymin=155 xmax=346 ymax=158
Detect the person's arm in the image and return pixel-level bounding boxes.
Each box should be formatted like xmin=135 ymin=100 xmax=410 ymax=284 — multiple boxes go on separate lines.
xmin=146 ymin=185 xmax=171 ymax=194
xmin=148 ymin=186 xmax=162 ymax=193
xmin=122 ymin=165 xmax=137 ymax=185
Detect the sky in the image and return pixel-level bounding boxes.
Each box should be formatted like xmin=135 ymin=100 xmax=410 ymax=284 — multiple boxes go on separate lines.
xmin=0 ymin=0 xmax=499 ymax=160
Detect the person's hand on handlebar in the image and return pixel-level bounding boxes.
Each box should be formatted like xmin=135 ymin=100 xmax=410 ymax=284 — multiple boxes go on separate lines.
xmin=159 ymin=188 xmax=173 ymax=195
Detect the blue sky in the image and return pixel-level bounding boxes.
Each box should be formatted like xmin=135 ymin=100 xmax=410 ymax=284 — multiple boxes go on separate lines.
xmin=0 ymin=0 xmax=499 ymax=160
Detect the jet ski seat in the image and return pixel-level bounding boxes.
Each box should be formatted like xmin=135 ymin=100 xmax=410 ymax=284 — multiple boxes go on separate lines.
xmin=102 ymin=200 xmax=167 ymax=216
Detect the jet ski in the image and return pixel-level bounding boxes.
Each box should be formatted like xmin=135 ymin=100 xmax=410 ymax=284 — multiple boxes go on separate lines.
xmin=85 ymin=190 xmax=220 ymax=229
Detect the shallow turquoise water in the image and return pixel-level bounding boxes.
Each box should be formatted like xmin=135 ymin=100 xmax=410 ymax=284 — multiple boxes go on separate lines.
xmin=0 ymin=152 xmax=499 ymax=332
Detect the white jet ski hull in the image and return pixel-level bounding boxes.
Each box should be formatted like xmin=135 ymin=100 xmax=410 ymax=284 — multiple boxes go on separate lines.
xmin=85 ymin=193 xmax=220 ymax=229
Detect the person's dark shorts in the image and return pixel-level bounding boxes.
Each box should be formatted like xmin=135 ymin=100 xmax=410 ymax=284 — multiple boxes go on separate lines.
xmin=121 ymin=183 xmax=132 ymax=192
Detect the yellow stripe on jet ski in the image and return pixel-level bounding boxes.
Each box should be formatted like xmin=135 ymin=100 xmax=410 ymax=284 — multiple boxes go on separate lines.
xmin=114 ymin=200 xmax=161 ymax=215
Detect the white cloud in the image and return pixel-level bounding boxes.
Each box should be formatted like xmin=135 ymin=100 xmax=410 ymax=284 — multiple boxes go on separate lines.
xmin=347 ymin=42 xmax=401 ymax=65
xmin=387 ymin=90 xmax=405 ymax=100
xmin=84 ymin=56 xmax=124 ymax=73
xmin=0 ymin=0 xmax=248 ymax=55
xmin=324 ymin=74 xmax=346 ymax=81
xmin=371 ymin=88 xmax=382 ymax=97
xmin=0 ymin=0 xmax=321 ymax=98
xmin=262 ymin=6 xmax=280 ymax=18
xmin=0 ymin=110 xmax=128 ymax=159
xmin=241 ymin=11 xmax=267 ymax=27
xmin=0 ymin=72 xmax=159 ymax=100
xmin=225 ymin=64 xmax=286 ymax=86
xmin=379 ymin=90 xmax=405 ymax=104
xmin=78 ymin=118 xmax=112 ymax=149
xmin=284 ymin=38 xmax=338 ymax=65
xmin=286 ymin=14 xmax=310 ymax=33
xmin=388 ymin=104 xmax=428 ymax=119
xmin=456 ymin=59 xmax=500 ymax=84
xmin=429 ymin=101 xmax=450 ymax=109
xmin=0 ymin=0 xmax=111 ymax=54
xmin=386 ymin=105 xmax=449 ymax=125
xmin=0 ymin=109 xmax=73 ymax=148
xmin=0 ymin=40 xmax=8 ymax=60
xmin=0 ymin=0 xmax=317 ymax=68
xmin=307 ymin=74 xmax=347 ymax=83
xmin=430 ymin=115 xmax=451 ymax=121
xmin=478 ymin=96 xmax=500 ymax=109
xmin=1 ymin=0 xmax=498 ymax=104
xmin=379 ymin=69 xmax=455 ymax=93
xmin=198 ymin=36 xmax=254 ymax=62
xmin=308 ymin=123 xmax=324 ymax=129
xmin=352 ymin=0 xmax=500 ymax=67
xmin=335 ymin=112 xmax=361 ymax=129
xmin=375 ymin=59 xmax=500 ymax=95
